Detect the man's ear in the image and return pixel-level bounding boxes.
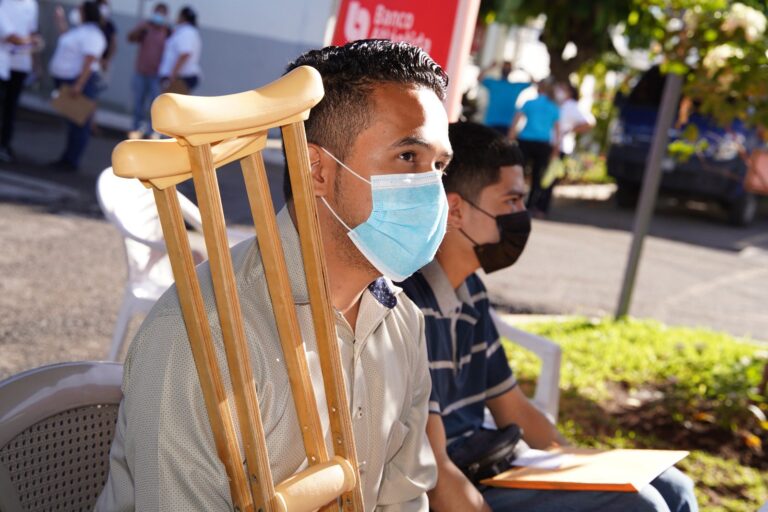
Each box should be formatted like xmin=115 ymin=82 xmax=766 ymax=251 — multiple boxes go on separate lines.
xmin=446 ymin=192 xmax=465 ymax=230
xmin=307 ymin=143 xmax=335 ymax=198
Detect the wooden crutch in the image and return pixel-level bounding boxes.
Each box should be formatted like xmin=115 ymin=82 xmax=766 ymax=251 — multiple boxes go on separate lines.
xmin=111 ymin=66 xmax=364 ymax=512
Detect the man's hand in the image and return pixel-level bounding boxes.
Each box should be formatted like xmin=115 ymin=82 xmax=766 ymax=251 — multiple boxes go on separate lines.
xmin=426 ymin=415 xmax=492 ymax=512
xmin=487 ymin=387 xmax=569 ymax=449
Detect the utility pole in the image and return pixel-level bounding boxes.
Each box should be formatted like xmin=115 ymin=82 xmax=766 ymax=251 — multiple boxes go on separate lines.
xmin=616 ymin=71 xmax=684 ymax=318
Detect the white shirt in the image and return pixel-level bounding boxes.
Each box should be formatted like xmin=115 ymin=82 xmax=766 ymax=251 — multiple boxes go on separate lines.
xmin=0 ymin=0 xmax=37 ymax=73
xmin=96 ymin=208 xmax=436 ymax=511
xmin=48 ymin=22 xmax=105 ymax=79
xmin=158 ymin=22 xmax=201 ymax=77
xmin=0 ymin=9 xmax=14 ymax=80
xmin=558 ymin=98 xmax=595 ymax=155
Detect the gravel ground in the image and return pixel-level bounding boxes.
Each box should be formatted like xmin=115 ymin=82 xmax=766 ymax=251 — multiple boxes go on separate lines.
xmin=0 ymin=203 xmax=125 ymax=380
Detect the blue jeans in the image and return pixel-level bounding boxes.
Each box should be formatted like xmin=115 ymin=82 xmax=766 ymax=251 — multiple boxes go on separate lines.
xmin=54 ymin=74 xmax=100 ymax=168
xmin=131 ymin=73 xmax=161 ymax=132
xmin=483 ymin=467 xmax=698 ymax=512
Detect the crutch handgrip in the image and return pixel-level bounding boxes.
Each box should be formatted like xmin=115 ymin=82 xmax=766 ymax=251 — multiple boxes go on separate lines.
xmin=274 ymin=456 xmax=356 ymax=512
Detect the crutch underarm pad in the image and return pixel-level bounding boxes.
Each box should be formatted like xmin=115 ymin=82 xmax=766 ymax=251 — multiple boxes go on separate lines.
xmin=274 ymin=456 xmax=356 ymax=512
xmin=111 ymin=134 xmax=266 ymax=189
xmin=151 ymin=66 xmax=324 ymax=145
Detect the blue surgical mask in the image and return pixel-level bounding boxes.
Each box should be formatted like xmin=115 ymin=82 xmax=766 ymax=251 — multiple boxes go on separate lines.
xmin=320 ymin=147 xmax=448 ymax=281
xmin=150 ymin=13 xmax=167 ymax=25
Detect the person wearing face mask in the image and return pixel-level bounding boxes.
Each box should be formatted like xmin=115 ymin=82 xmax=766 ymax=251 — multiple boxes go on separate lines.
xmin=95 ymin=0 xmax=116 ymax=79
xmin=97 ymin=40 xmax=451 ymax=511
xmin=48 ymin=1 xmax=105 ymax=172
xmin=158 ymin=5 xmax=201 ymax=94
xmin=399 ymin=122 xmax=698 ymax=512
xmin=126 ymin=2 xmax=170 ymax=138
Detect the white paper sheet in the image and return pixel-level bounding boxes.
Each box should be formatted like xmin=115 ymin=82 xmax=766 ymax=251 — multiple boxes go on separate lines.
xmin=511 ymin=449 xmax=573 ymax=470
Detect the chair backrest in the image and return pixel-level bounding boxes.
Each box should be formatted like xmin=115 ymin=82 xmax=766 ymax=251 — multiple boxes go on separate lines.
xmin=111 ymin=65 xmax=363 ymax=512
xmin=97 ymin=167 xmax=174 ymax=291
xmin=490 ymin=309 xmax=562 ymax=422
xmin=0 ymin=362 xmax=123 ymax=512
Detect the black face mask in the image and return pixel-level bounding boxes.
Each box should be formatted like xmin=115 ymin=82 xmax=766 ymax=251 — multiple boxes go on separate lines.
xmin=460 ymin=201 xmax=532 ymax=274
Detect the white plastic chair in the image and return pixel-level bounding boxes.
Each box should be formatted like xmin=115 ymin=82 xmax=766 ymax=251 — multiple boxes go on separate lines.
xmin=0 ymin=361 xmax=123 ymax=511
xmin=490 ymin=308 xmax=562 ymax=423
xmin=96 ymin=167 xmax=252 ymax=361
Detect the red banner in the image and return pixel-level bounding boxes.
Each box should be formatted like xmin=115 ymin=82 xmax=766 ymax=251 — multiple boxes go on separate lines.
xmin=332 ymin=0 xmax=461 ymax=69
xmin=331 ymin=0 xmax=479 ymax=120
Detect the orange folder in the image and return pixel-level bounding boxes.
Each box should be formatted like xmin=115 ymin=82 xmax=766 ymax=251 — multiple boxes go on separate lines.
xmin=481 ymin=448 xmax=689 ymax=493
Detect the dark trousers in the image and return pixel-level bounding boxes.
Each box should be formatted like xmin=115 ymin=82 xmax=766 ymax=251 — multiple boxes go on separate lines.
xmin=518 ymin=138 xmax=555 ymax=213
xmin=54 ymin=74 xmax=100 ymax=168
xmin=1 ymin=70 xmax=28 ymax=149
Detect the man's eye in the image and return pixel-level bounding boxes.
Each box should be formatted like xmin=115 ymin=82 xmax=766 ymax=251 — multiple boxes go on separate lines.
xmin=434 ymin=161 xmax=448 ymax=172
xmin=399 ymin=151 xmax=416 ymax=162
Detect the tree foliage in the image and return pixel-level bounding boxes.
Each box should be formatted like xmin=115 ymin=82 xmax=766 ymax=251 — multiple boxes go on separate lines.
xmin=624 ymin=0 xmax=768 ymax=128
xmin=481 ymin=0 xmax=768 ymax=128
xmin=481 ymin=0 xmax=633 ymax=80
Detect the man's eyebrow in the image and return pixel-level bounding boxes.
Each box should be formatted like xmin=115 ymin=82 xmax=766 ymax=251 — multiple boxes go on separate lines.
xmin=392 ymin=136 xmax=453 ymax=159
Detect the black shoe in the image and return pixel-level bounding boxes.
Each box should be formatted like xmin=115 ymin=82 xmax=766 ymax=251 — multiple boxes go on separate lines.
xmin=0 ymin=146 xmax=14 ymax=163
xmin=50 ymin=158 xmax=78 ymax=173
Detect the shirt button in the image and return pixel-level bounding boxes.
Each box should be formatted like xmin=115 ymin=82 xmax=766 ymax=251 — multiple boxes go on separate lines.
xmin=356 ymin=407 xmax=364 ymax=419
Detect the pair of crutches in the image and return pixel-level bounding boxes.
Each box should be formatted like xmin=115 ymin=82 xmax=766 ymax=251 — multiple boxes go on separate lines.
xmin=111 ymin=66 xmax=364 ymax=512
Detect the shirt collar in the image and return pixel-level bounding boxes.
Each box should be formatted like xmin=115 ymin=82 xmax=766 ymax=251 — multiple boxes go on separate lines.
xmin=421 ymin=259 xmax=467 ymax=317
xmin=245 ymin=207 xmax=400 ymax=338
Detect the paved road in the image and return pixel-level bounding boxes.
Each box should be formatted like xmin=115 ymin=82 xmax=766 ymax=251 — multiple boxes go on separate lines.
xmin=483 ymin=188 xmax=768 ymax=341
xmin=1 ymin=109 xmax=766 ymax=381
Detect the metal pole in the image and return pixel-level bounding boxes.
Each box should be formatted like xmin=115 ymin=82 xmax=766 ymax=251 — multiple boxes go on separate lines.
xmin=615 ymin=71 xmax=683 ymax=318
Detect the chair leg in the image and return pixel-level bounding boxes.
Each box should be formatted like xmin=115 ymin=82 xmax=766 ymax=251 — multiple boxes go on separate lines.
xmin=108 ymin=292 xmax=134 ymax=361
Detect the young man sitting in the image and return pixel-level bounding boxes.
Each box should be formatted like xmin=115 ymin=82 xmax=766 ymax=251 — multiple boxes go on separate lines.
xmin=400 ymin=121 xmax=698 ymax=512
xmin=97 ymin=40 xmax=453 ymax=511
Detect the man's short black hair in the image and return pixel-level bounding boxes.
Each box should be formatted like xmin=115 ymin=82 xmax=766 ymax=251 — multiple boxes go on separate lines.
xmin=443 ymin=122 xmax=524 ymax=202
xmin=282 ymin=39 xmax=448 ymax=202
xmin=81 ymin=1 xmax=102 ymax=24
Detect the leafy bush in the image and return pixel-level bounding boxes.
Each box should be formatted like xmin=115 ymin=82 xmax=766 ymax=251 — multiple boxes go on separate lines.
xmin=501 ymin=316 xmax=768 ymax=510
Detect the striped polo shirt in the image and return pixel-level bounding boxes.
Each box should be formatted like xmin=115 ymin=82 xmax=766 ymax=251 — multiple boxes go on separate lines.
xmin=400 ymin=260 xmax=517 ymax=446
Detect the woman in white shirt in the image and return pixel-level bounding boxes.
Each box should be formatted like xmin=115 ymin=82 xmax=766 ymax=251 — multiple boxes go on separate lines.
xmin=48 ymin=0 xmax=106 ymax=171
xmin=0 ymin=0 xmax=40 ymax=162
xmin=158 ymin=6 xmax=201 ymax=93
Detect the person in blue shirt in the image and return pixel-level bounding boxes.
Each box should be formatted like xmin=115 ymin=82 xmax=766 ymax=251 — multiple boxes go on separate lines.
xmin=510 ymin=79 xmax=561 ymax=216
xmin=480 ymin=61 xmax=531 ymax=135
xmin=400 ymin=121 xmax=698 ymax=512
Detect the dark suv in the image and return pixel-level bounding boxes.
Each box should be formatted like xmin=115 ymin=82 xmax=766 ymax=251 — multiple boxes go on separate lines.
xmin=607 ymin=67 xmax=759 ymax=225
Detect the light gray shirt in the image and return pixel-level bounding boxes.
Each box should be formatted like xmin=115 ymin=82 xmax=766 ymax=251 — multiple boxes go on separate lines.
xmin=96 ymin=208 xmax=436 ymax=511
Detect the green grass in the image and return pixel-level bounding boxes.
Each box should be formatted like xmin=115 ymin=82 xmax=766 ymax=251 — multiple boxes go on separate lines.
xmin=502 ymin=317 xmax=768 ymax=511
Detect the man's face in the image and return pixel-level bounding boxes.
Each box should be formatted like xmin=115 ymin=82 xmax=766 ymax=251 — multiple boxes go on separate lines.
xmin=325 ymin=83 xmax=452 ymax=272
xmin=501 ymin=62 xmax=513 ymax=78
xmin=464 ymin=164 xmax=526 ymax=245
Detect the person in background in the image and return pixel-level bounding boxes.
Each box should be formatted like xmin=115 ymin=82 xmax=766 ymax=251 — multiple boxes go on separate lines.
xmin=96 ymin=0 xmax=116 ymax=78
xmin=158 ymin=5 xmax=201 ymax=94
xmin=126 ymin=2 xmax=169 ymax=139
xmin=479 ymin=61 xmax=531 ymax=136
xmin=555 ymin=82 xmax=595 ymax=158
xmin=48 ymin=1 xmax=105 ymax=172
xmin=530 ymin=81 xmax=597 ymax=213
xmin=0 ymin=0 xmax=39 ymax=163
xmin=509 ymin=79 xmax=560 ymax=217
xmin=400 ymin=121 xmax=699 ymax=512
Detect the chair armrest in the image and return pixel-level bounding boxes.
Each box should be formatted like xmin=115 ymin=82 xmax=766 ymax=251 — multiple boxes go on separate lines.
xmin=490 ymin=309 xmax=561 ymax=422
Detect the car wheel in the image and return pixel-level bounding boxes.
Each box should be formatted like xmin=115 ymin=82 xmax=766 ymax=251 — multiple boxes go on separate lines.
xmin=615 ymin=181 xmax=640 ymax=209
xmin=727 ymin=193 xmax=757 ymax=226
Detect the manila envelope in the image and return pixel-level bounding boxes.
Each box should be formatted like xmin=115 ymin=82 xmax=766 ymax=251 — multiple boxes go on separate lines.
xmin=51 ymin=86 xmax=97 ymax=126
